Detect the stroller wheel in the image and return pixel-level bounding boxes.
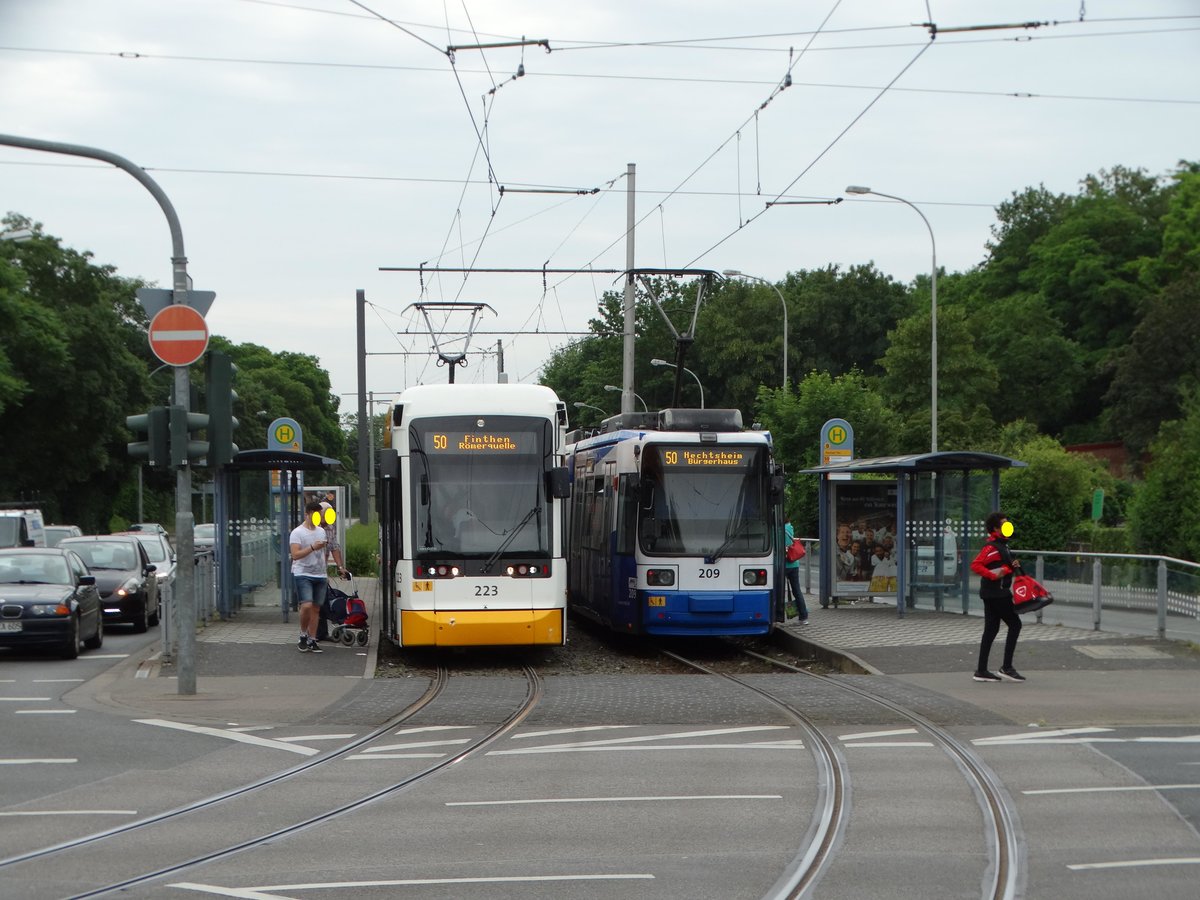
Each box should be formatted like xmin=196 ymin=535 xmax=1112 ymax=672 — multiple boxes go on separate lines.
xmin=356 ymin=630 xmax=369 ymax=647
xmin=330 ymin=625 xmax=342 ymax=640
xmin=341 ymin=630 xmax=355 ymax=646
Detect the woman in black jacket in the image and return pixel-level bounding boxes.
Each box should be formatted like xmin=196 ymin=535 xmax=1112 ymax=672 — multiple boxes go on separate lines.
xmin=969 ymin=511 xmax=1025 ymax=683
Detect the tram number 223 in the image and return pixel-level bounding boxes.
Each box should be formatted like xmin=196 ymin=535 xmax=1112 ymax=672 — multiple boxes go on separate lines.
xmin=698 ymin=568 xmax=720 ymax=579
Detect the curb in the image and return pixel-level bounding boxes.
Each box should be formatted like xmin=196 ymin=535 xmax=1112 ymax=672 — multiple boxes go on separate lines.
xmin=770 ymin=624 xmax=884 ymax=676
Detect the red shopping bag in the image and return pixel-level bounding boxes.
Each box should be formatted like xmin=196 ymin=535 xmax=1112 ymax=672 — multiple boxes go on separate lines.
xmin=1012 ymin=572 xmax=1053 ymax=614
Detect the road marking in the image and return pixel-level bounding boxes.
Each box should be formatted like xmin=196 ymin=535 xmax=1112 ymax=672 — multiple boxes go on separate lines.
xmin=489 ymin=724 xmax=787 ymax=758
xmin=975 ymin=727 xmax=1113 ymax=744
xmin=33 ymin=678 xmax=85 ymax=683
xmin=493 ymin=742 xmax=802 ymax=755
xmin=840 ymin=728 xmax=918 ymax=741
xmin=277 ymin=734 xmax=356 ymax=743
xmin=171 ymin=874 xmax=655 ymax=896
xmin=393 ymin=725 xmax=473 ymax=736
xmin=346 ymin=753 xmax=445 ymax=760
xmin=0 ymin=759 xmax=77 ymax=765
xmin=1067 ymin=857 xmax=1200 ymax=870
xmin=844 ymin=741 xmax=935 ymax=748
xmin=0 ymin=697 xmax=52 ymax=702
xmin=1026 ymin=784 xmax=1200 ymax=796
xmin=87 ymin=654 xmax=130 ymax=659
xmin=15 ymin=709 xmax=76 ymax=715
xmin=516 ymin=725 xmax=637 ymax=740
xmin=0 ymin=810 xmax=136 ymax=817
xmin=135 ymin=720 xmax=318 ymax=756
xmin=1133 ymin=734 xmax=1200 ymax=743
xmin=361 ymin=738 xmax=471 ymax=753
xmin=446 ymin=794 xmax=782 ymax=807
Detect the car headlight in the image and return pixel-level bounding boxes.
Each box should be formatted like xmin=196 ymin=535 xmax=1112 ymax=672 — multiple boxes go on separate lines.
xmin=30 ymin=604 xmax=70 ymax=616
xmin=116 ymin=579 xmax=140 ymax=597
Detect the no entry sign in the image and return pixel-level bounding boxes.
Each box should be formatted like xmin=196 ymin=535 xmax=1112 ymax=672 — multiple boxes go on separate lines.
xmin=149 ymin=304 xmax=209 ymax=366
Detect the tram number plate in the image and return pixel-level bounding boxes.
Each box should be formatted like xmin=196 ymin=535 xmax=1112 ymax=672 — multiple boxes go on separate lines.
xmin=647 ymin=596 xmax=666 ymax=607
xmin=0 ymin=621 xmax=21 ymax=632
xmin=412 ymin=581 xmax=433 ymax=592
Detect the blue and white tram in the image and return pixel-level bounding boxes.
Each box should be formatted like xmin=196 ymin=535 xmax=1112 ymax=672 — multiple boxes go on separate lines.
xmin=377 ymin=384 xmax=571 ymax=647
xmin=565 ymin=408 xmax=784 ymax=636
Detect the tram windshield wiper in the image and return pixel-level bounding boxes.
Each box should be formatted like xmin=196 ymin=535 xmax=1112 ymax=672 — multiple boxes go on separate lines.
xmin=481 ymin=505 xmax=539 ymax=574
xmin=706 ymin=516 xmax=751 ymax=565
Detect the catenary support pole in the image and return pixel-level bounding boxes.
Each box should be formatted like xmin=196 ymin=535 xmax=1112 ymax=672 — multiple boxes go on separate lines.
xmin=621 ymin=163 xmax=636 ymax=415
xmin=356 ymin=289 xmax=370 ymax=525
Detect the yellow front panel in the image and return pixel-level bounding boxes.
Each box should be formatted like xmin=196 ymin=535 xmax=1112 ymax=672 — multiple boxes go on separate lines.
xmin=400 ymin=608 xmax=563 ymax=647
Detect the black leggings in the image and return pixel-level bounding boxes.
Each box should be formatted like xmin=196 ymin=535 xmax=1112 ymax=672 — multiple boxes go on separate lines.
xmin=978 ymin=596 xmax=1021 ymax=671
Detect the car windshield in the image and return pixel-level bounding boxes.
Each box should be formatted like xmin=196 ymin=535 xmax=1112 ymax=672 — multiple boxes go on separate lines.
xmin=133 ymin=535 xmax=168 ymax=562
xmin=44 ymin=528 xmax=72 ymax=548
xmin=194 ymin=524 xmax=215 ymax=542
xmin=0 ymin=519 xmax=19 ymax=548
xmin=65 ymin=542 xmax=137 ymax=571
xmin=0 ymin=554 xmax=69 ymax=584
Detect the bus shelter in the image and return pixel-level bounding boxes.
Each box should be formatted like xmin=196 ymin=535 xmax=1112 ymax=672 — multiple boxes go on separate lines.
xmin=216 ymin=448 xmax=342 ymax=621
xmin=801 ymin=452 xmax=1025 ymax=617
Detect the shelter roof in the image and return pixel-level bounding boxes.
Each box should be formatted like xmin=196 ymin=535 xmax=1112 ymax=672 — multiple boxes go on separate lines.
xmin=800 ymin=451 xmax=1025 ymax=475
xmin=228 ymin=449 xmax=342 ymax=471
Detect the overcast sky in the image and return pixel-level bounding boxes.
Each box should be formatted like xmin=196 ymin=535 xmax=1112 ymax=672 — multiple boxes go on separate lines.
xmin=2 ymin=0 xmax=1197 ymax=423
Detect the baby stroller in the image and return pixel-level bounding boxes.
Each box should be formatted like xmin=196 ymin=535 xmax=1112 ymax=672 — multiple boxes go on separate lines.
xmin=323 ymin=573 xmax=370 ymax=647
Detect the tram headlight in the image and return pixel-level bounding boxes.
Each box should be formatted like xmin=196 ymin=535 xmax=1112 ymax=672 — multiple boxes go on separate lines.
xmin=742 ymin=568 xmax=768 ymax=586
xmin=646 ymin=568 xmax=675 ymax=587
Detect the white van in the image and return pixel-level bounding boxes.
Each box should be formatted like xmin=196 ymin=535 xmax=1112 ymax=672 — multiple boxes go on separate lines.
xmin=0 ymin=508 xmax=47 ymax=548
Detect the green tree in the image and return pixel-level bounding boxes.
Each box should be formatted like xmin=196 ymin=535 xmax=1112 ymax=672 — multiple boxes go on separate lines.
xmin=755 ymin=370 xmax=903 ymax=532
xmin=998 ymin=435 xmax=1104 ymax=551
xmin=1127 ymin=388 xmax=1200 ymax=561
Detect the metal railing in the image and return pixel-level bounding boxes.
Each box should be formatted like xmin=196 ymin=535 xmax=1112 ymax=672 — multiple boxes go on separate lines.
xmin=796 ymin=540 xmax=1200 ymax=644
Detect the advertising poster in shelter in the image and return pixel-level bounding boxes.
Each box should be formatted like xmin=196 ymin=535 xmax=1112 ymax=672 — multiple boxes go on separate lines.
xmin=831 ymin=482 xmax=898 ymax=598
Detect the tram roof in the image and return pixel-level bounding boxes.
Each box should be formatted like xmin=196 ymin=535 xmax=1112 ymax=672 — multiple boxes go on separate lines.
xmin=800 ymin=451 xmax=1025 ymax=475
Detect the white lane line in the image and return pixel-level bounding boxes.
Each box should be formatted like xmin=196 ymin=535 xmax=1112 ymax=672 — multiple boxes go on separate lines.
xmin=362 ymin=739 xmax=471 ymax=753
xmin=496 ymin=725 xmax=787 ymax=754
xmin=277 ymin=734 xmax=356 ymax=743
xmin=974 ymin=727 xmax=1112 ymax=744
xmin=0 ymin=759 xmax=77 ymax=765
xmin=446 ymin=794 xmax=782 ymax=807
xmin=393 ymin=725 xmax=474 ymax=736
xmin=135 ymin=720 xmax=318 ymax=756
xmin=171 ymin=874 xmax=655 ymax=896
xmin=844 ymin=741 xmax=936 ymax=748
xmin=346 ymin=753 xmax=445 ymax=760
xmin=86 ymin=654 xmax=130 ymax=659
xmin=1067 ymin=857 xmax=1200 ymax=871
xmin=0 ymin=816 xmax=136 ymax=820
xmin=839 ymin=728 xmax=918 ymax=741
xmin=15 ymin=710 xmax=76 ymax=715
xmin=1025 ymin=784 xmax=1200 ymax=796
xmin=0 ymin=697 xmax=52 ymax=702
xmin=1133 ymin=735 xmax=1200 ymax=743
xmin=33 ymin=678 xmax=85 ymax=683
xmin=492 ymin=742 xmax=804 ymax=756
xmin=228 ymin=726 xmax=275 ymax=733
xmin=516 ymin=725 xmax=637 ymax=740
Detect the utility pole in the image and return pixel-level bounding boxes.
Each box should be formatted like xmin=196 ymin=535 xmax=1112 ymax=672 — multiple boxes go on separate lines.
xmin=356 ymin=289 xmax=370 ymax=524
xmin=621 ymin=163 xmax=636 ymax=415
xmin=0 ymin=133 xmax=200 ymax=694
xmin=496 ymin=339 xmax=506 ymax=382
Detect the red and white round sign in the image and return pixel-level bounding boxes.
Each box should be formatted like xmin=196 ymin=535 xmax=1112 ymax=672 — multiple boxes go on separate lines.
xmin=148 ymin=304 xmax=209 ymax=367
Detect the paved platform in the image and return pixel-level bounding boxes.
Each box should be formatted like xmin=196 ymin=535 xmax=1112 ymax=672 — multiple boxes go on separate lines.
xmin=70 ymin=584 xmax=1200 ymax=729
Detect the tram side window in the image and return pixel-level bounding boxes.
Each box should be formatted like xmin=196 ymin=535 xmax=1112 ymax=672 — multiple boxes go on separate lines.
xmin=585 ymin=476 xmax=606 ymax=550
xmin=615 ymin=474 xmax=637 ymax=556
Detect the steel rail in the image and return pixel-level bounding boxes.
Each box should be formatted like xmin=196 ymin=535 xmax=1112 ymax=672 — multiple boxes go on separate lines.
xmin=64 ymin=666 xmax=542 ymax=899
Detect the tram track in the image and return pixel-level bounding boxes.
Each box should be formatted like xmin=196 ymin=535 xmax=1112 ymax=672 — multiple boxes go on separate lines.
xmin=0 ymin=665 xmax=545 ymax=900
xmin=662 ymin=644 xmax=1022 ymax=900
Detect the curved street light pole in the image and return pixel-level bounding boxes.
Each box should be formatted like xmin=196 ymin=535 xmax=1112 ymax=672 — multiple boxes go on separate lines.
xmin=573 ymin=401 xmax=609 ymax=420
xmin=846 ymin=186 xmax=938 ymax=453
xmin=650 ymin=358 xmax=704 ymax=409
xmin=604 ymin=384 xmax=647 ymax=411
xmin=722 ymin=270 xmax=787 ymax=388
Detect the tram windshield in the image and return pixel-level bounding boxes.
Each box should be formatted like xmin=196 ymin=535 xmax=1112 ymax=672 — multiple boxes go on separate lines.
xmin=409 ymin=416 xmax=553 ymax=558
xmin=638 ymin=444 xmax=770 ymax=558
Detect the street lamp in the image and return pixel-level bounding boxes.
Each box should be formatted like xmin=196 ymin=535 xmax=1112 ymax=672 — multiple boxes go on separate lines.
xmin=604 ymin=384 xmax=647 ymax=411
xmin=650 ymin=358 xmax=704 ymax=409
xmin=573 ymin=401 xmax=609 ymax=419
xmin=845 ymin=185 xmax=938 ymax=453
xmin=722 ymin=269 xmax=787 ymax=388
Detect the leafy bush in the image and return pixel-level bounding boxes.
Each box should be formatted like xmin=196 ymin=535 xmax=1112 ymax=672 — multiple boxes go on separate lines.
xmin=344 ymin=522 xmax=378 ymax=578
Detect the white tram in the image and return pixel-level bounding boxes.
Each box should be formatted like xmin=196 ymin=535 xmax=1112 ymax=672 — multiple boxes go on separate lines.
xmin=377 ymin=384 xmax=571 ymax=647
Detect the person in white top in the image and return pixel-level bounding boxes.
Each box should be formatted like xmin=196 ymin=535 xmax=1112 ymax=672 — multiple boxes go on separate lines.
xmin=289 ymin=499 xmax=329 ymax=653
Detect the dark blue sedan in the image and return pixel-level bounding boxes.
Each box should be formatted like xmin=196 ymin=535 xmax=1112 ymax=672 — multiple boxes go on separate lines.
xmin=0 ymin=547 xmax=103 ymax=659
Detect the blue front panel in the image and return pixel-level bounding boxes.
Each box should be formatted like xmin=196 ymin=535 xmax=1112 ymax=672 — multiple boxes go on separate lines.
xmin=638 ymin=588 xmax=772 ymax=636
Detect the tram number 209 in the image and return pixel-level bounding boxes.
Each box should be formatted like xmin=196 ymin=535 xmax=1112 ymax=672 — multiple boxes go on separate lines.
xmin=698 ymin=568 xmax=720 ymax=579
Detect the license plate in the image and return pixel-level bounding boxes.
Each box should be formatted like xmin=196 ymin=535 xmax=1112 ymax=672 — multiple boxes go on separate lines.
xmin=0 ymin=621 xmax=22 ymax=633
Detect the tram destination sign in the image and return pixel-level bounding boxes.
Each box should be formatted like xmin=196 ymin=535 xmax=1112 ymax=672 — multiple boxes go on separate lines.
xmin=426 ymin=431 xmax=535 ymax=453
xmin=659 ymin=447 xmax=752 ymax=469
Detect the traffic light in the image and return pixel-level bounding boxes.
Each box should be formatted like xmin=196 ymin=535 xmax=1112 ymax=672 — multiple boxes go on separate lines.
xmin=169 ymin=404 xmax=209 ymax=466
xmin=204 ymin=349 xmax=240 ymax=467
xmin=127 ymin=407 xmax=170 ymax=467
